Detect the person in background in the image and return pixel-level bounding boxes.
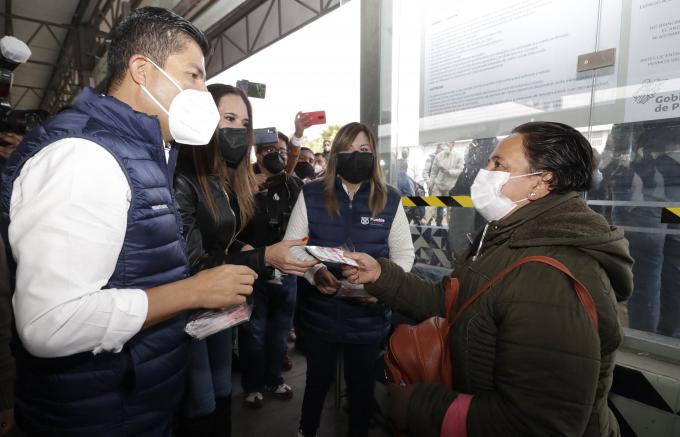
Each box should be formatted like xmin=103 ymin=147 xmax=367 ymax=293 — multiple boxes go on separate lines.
xmin=295 ymin=147 xmax=317 ymax=182
xmin=0 ymin=133 xmax=22 ymax=176
xmin=400 ymin=147 xmax=419 ymax=182
xmin=429 ymin=141 xmax=463 ymax=227
xmin=613 ymin=127 xmax=680 ymax=338
xmin=238 ymin=131 xmax=306 ymax=409
xmin=285 ymin=112 xmax=313 ymax=176
xmin=313 ymin=152 xmax=326 ymax=178
xmin=397 ymin=159 xmax=424 ymax=224
xmin=322 ymin=139 xmax=332 ymax=160
xmin=0 ymin=239 xmax=13 ymax=436
xmin=422 ymin=143 xmax=444 ymax=194
xmin=343 ymin=121 xmax=633 ymax=437
xmin=284 ymin=122 xmax=414 ymax=437
xmin=422 ymin=143 xmax=445 ymax=226
xmin=0 ymin=8 xmax=256 ymax=435
xmin=447 ymin=137 xmax=499 ymax=257
xmin=174 ymin=84 xmax=315 ymax=435
xmin=291 ymin=148 xmax=324 ymax=358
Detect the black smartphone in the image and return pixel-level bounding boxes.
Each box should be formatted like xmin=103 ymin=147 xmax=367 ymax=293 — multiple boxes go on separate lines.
xmin=236 ymin=79 xmax=266 ymax=99
xmin=254 ymin=127 xmax=278 ymax=146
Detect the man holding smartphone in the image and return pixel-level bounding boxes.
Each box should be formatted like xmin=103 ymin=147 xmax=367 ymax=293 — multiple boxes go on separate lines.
xmin=284 ymin=111 xmax=317 ymax=176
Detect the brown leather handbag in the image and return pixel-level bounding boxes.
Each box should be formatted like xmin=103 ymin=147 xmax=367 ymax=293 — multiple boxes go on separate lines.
xmin=384 ymin=256 xmax=599 ymax=387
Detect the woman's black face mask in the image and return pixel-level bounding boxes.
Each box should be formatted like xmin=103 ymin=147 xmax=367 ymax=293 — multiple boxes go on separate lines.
xmin=218 ymin=128 xmax=250 ymax=168
xmin=262 ymin=150 xmax=286 ymax=174
xmin=335 ymin=151 xmax=374 ymax=184
xmin=295 ymin=161 xmax=316 ymax=180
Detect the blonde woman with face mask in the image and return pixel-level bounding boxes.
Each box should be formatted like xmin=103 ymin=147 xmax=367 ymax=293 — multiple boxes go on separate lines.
xmin=283 ymin=122 xmax=414 ymax=437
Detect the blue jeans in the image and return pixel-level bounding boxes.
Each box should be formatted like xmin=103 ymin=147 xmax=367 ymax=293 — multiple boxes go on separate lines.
xmin=239 ymin=275 xmax=297 ymax=392
xmin=182 ymin=328 xmax=234 ymax=417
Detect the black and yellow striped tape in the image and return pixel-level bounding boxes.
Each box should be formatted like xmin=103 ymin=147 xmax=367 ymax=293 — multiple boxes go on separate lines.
xmin=401 ymin=196 xmax=473 ymax=208
xmin=401 ymin=200 xmax=680 ymax=223
xmin=661 ymin=208 xmax=680 ymax=224
xmin=401 ymin=196 xmax=680 ymax=223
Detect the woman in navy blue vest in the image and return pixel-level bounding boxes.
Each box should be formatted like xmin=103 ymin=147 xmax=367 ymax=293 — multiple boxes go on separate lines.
xmin=174 ymin=84 xmax=316 ymax=436
xmin=284 ymin=122 xmax=414 ymax=437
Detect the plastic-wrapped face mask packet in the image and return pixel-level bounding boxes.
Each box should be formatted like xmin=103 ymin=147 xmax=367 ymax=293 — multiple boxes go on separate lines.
xmin=185 ymin=303 xmax=253 ymax=339
xmin=304 ymin=245 xmax=359 ymax=266
xmin=335 ymin=280 xmax=373 ymax=299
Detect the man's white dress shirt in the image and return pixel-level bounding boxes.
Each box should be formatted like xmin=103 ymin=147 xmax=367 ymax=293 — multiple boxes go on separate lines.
xmin=9 ymin=138 xmax=157 ymax=358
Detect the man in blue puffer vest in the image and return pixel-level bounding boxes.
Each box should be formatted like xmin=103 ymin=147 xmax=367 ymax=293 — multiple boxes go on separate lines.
xmin=0 ymin=7 xmax=256 ymax=436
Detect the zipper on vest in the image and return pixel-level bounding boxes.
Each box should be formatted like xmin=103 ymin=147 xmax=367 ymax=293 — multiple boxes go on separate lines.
xmin=344 ymin=198 xmax=355 ymax=252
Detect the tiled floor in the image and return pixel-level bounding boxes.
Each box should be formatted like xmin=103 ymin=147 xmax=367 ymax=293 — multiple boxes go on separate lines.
xmin=231 ymin=344 xmax=391 ymax=437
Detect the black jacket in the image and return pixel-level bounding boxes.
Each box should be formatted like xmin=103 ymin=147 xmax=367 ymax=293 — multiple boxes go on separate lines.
xmin=174 ymin=162 xmax=266 ymax=276
xmin=0 ymin=238 xmax=13 ymax=411
xmin=239 ymin=172 xmax=303 ymax=248
xmin=367 ymin=192 xmax=633 ymax=437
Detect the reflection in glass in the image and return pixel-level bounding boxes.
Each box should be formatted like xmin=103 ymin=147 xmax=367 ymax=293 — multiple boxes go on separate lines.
xmin=598 ymin=121 xmax=680 ymax=338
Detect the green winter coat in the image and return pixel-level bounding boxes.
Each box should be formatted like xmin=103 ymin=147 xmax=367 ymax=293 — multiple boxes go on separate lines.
xmin=366 ymin=192 xmax=633 ymax=437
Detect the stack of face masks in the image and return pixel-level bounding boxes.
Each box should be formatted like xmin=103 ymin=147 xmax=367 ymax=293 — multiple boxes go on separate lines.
xmin=185 ymin=303 xmax=253 ymax=339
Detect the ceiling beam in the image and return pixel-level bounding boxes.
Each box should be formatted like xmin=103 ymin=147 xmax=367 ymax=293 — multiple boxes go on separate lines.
xmin=39 ymin=0 xmax=91 ymax=111
xmin=13 ymin=84 xmax=47 ymax=93
xmin=25 ymin=59 xmax=57 ymax=67
xmin=205 ymin=0 xmax=268 ymax=41
xmin=0 ymin=12 xmax=73 ymax=30
xmin=205 ymin=0 xmax=342 ymax=77
xmin=4 ymin=0 xmax=13 ymax=35
xmin=174 ymin=0 xmax=218 ymax=21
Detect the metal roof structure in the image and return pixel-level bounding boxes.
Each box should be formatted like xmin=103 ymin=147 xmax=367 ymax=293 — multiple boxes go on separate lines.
xmin=0 ymin=0 xmax=345 ymax=113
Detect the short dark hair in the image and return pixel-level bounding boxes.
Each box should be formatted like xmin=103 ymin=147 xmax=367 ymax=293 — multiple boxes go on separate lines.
xmin=105 ymin=7 xmax=210 ymax=92
xmin=314 ymin=152 xmax=324 ymax=158
xmin=300 ymin=147 xmax=313 ymax=154
xmin=512 ymin=121 xmax=593 ymax=193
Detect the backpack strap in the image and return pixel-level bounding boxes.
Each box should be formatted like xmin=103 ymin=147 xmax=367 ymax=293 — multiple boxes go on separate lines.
xmin=450 ymin=256 xmax=598 ymax=329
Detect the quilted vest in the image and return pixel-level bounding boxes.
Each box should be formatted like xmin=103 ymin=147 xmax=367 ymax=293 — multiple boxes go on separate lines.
xmin=299 ymin=178 xmax=400 ymax=344
xmin=0 ymin=87 xmax=190 ymax=436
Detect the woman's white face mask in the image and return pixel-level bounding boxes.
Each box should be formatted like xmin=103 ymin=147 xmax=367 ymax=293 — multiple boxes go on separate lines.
xmin=470 ymin=169 xmax=543 ymax=222
xmin=140 ymin=57 xmax=219 ymax=146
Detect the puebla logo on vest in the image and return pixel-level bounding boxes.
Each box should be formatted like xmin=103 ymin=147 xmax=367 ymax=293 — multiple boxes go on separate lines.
xmin=361 ymin=216 xmax=385 ymax=226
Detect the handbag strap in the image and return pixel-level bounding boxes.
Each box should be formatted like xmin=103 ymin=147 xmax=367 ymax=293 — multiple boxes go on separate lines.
xmin=450 ymin=256 xmax=598 ymax=329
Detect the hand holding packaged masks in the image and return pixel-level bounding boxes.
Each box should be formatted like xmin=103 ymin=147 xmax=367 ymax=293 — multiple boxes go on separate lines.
xmin=185 ymin=303 xmax=253 ymax=339
xmin=304 ymin=246 xmax=359 ymax=266
xmin=307 ymin=247 xmax=377 ymax=303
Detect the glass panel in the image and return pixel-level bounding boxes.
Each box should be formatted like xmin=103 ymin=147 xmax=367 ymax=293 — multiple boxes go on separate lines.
xmin=591 ymin=0 xmax=680 ymax=339
xmin=379 ymin=0 xmax=601 ymax=274
xmin=378 ymin=0 xmax=680 ymax=342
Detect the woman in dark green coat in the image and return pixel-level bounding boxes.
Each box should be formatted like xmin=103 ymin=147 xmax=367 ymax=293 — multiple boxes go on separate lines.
xmin=344 ymin=122 xmax=634 ymax=437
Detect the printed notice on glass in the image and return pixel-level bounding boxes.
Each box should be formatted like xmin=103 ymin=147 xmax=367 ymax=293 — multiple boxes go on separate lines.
xmin=421 ymin=0 xmax=618 ymax=131
xmin=624 ymin=0 xmax=680 ymax=122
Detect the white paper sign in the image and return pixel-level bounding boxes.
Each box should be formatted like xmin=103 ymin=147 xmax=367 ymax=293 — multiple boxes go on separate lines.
xmin=624 ymin=0 xmax=680 ymax=122
xmin=422 ymin=0 xmax=618 ymax=128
